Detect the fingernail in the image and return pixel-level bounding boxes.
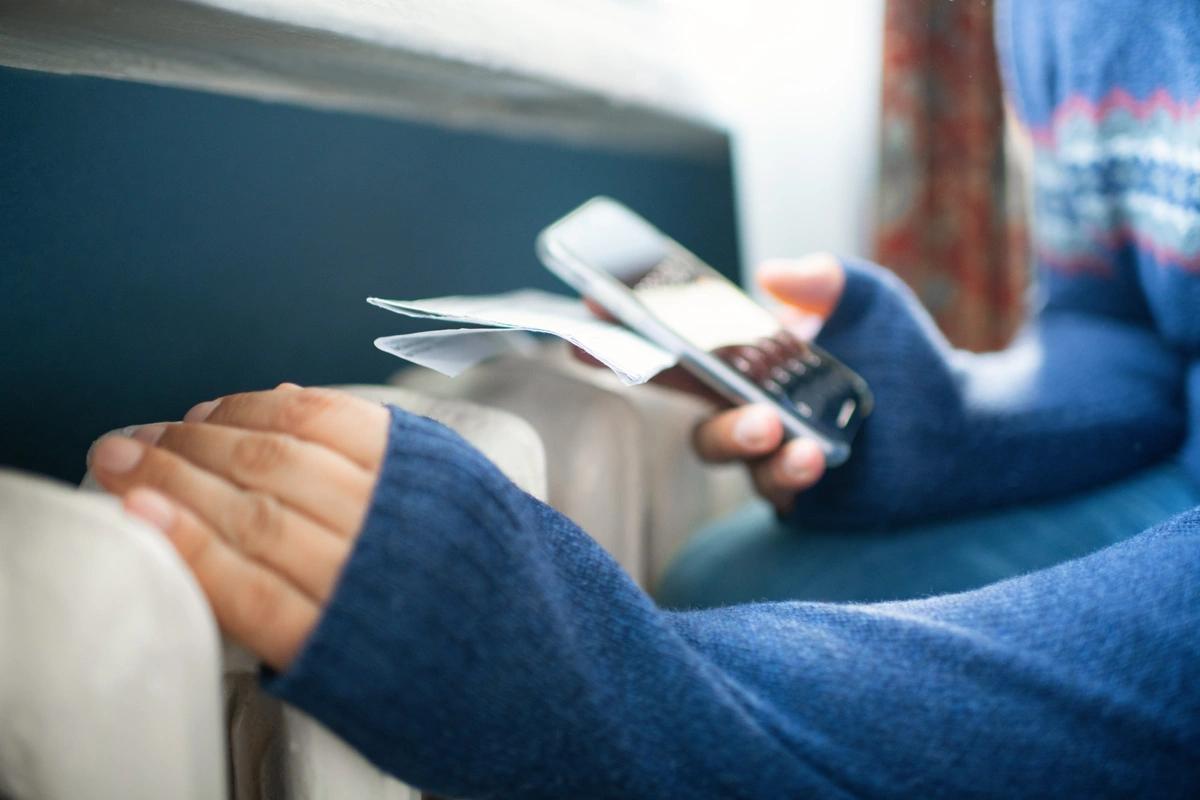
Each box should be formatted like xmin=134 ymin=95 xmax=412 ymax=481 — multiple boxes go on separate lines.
xmin=276 ymin=382 xmax=302 ymax=390
xmin=132 ymin=423 xmax=166 ymax=445
xmin=184 ymin=399 xmax=219 ymax=423
xmin=757 ymin=253 xmax=844 ymax=316
xmin=87 ymin=425 xmax=139 ymax=468
xmin=733 ymin=405 xmax=776 ymax=449
xmin=125 ymin=489 xmax=176 ymax=532
xmin=782 ymin=442 xmax=816 ymax=483
xmin=92 ymin=436 xmax=144 ymax=474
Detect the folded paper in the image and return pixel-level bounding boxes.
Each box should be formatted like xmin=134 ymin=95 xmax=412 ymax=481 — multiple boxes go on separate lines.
xmin=369 ymin=290 xmax=677 ymax=385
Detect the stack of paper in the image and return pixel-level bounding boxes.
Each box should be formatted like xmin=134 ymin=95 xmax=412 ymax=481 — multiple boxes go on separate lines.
xmin=369 ymin=290 xmax=678 ymax=385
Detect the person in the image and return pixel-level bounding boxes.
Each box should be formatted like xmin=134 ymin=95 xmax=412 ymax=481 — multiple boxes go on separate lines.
xmin=653 ymin=0 xmax=1200 ymax=606
xmin=88 ymin=0 xmax=1199 ymax=796
xmin=655 ymin=249 xmax=1200 ymax=607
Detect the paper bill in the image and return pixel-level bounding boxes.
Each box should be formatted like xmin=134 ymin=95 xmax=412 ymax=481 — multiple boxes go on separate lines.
xmin=368 ymin=289 xmax=678 ymax=385
xmin=375 ymin=328 xmax=540 ymax=378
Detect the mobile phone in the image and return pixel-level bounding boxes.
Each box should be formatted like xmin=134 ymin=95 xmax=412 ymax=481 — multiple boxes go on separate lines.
xmin=536 ymin=197 xmax=872 ymax=466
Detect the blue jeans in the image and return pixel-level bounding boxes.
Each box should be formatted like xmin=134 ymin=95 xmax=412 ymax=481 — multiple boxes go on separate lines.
xmin=658 ymin=461 xmax=1200 ymax=607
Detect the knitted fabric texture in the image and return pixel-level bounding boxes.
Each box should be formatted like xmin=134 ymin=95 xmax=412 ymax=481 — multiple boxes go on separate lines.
xmin=784 ymin=0 xmax=1200 ymax=528
xmin=267 ymin=407 xmax=1200 ymax=797
xmin=265 ymin=2 xmax=1200 ymax=795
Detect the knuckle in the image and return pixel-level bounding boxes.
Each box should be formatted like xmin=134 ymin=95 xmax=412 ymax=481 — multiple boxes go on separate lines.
xmin=227 ymin=492 xmax=285 ymax=556
xmin=751 ymin=463 xmax=778 ymax=498
xmin=232 ymin=434 xmax=291 ymax=479
xmin=691 ymin=420 xmax=721 ymax=458
xmin=804 ymin=461 xmax=826 ymax=488
xmin=171 ymin=513 xmax=212 ymax=566
xmin=231 ymin=573 xmax=283 ymax=633
xmin=752 ymin=465 xmax=796 ymax=513
xmin=202 ymin=394 xmax=240 ymax=424
xmin=139 ymin=448 xmax=183 ymax=491
xmin=772 ymin=458 xmax=801 ymax=490
xmin=277 ymin=389 xmax=341 ymax=436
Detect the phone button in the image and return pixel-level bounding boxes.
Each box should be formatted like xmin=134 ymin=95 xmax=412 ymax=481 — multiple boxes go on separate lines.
xmin=784 ymin=358 xmax=807 ymax=375
xmin=717 ymin=345 xmax=771 ymax=384
xmin=761 ymin=378 xmax=785 ymax=398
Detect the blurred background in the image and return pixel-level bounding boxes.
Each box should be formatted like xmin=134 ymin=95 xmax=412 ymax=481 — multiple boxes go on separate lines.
xmin=0 ymin=0 xmax=1026 ymax=483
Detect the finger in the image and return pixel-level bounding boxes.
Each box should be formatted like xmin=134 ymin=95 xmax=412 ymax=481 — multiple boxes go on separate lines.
xmin=650 ymin=366 xmax=725 ymax=404
xmin=92 ymin=435 xmax=351 ymax=601
xmin=569 ymin=342 xmax=727 ymax=405
xmin=583 ymin=297 xmax=616 ymax=322
xmin=186 ymin=387 xmax=389 ymax=471
xmin=577 ymin=299 xmax=722 ymax=400
xmin=750 ymin=438 xmax=827 ymax=512
xmin=570 ymin=344 xmax=607 ymax=368
xmin=123 ymin=487 xmax=319 ymax=670
xmin=692 ymin=404 xmax=784 ymax=463
xmin=135 ymin=422 xmax=374 ymax=536
xmin=756 ymin=253 xmax=846 ymax=319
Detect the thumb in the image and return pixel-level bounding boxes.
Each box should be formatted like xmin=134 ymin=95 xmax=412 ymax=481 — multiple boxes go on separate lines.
xmin=755 ymin=253 xmax=845 ymax=319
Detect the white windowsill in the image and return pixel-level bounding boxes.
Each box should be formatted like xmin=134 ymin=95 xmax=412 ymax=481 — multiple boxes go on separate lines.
xmin=0 ymin=0 xmax=727 ymax=157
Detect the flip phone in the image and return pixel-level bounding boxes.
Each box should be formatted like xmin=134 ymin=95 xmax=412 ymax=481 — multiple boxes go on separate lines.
xmin=536 ymin=197 xmax=872 ymax=466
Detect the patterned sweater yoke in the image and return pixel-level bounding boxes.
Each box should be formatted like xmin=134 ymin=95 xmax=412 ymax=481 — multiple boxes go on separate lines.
xmin=1002 ymin=0 xmax=1200 ymax=472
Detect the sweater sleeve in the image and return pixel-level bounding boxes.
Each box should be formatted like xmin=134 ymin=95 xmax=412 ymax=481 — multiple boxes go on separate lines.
xmin=263 ymin=406 xmax=1200 ymax=798
xmin=783 ymin=258 xmax=1187 ymax=528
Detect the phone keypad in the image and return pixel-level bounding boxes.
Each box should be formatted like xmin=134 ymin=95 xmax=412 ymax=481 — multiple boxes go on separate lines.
xmin=715 ymin=332 xmax=839 ymax=426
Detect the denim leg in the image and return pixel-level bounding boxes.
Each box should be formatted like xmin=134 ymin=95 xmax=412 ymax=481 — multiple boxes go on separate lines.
xmin=658 ymin=460 xmax=1200 ymax=608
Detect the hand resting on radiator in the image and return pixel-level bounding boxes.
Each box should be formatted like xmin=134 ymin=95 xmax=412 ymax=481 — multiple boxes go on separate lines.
xmin=89 ymin=383 xmax=388 ymax=669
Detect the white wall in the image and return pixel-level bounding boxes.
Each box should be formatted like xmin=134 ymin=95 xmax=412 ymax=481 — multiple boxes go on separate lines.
xmin=662 ymin=1 xmax=885 ymax=277
xmin=5 ymin=0 xmax=883 ymax=276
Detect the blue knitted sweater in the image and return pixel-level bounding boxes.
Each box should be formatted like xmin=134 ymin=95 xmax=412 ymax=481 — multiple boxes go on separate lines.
xmin=785 ymin=0 xmax=1200 ymax=528
xmin=267 ymin=408 xmax=1200 ymax=797
xmin=266 ymin=1 xmax=1200 ymax=796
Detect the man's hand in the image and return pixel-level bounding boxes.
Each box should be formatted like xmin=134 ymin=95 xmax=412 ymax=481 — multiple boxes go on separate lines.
xmin=583 ymin=254 xmax=845 ymax=512
xmin=687 ymin=254 xmax=848 ymax=512
xmin=578 ymin=253 xmax=851 ymax=513
xmin=89 ymin=384 xmax=388 ymax=670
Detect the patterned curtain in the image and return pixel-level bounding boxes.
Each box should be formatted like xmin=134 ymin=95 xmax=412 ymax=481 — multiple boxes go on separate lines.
xmin=874 ymin=0 xmax=1028 ymax=351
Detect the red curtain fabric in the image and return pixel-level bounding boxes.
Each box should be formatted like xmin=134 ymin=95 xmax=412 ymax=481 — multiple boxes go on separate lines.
xmin=874 ymin=0 xmax=1028 ymax=352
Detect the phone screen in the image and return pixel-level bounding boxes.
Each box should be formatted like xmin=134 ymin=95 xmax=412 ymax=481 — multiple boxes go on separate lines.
xmin=542 ymin=198 xmax=871 ymax=448
xmin=624 ymin=249 xmax=783 ymax=352
xmin=545 ymin=200 xmax=780 ymax=351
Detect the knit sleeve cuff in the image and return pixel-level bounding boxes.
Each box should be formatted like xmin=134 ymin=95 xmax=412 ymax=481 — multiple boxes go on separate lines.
xmin=259 ymin=404 xmax=530 ymax=787
xmin=817 ymin=258 xmax=938 ymax=351
xmin=782 ymin=258 xmax=965 ymax=529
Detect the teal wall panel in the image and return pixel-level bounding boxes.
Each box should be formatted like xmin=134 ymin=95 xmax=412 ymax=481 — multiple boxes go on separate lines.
xmin=0 ymin=66 xmax=739 ymax=482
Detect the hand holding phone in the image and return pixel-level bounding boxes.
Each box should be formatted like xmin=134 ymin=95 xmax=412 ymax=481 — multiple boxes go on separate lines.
xmin=536 ymin=197 xmax=872 ymax=469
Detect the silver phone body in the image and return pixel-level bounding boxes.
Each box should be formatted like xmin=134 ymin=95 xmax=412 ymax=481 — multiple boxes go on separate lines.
xmin=536 ymin=197 xmax=871 ymax=466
